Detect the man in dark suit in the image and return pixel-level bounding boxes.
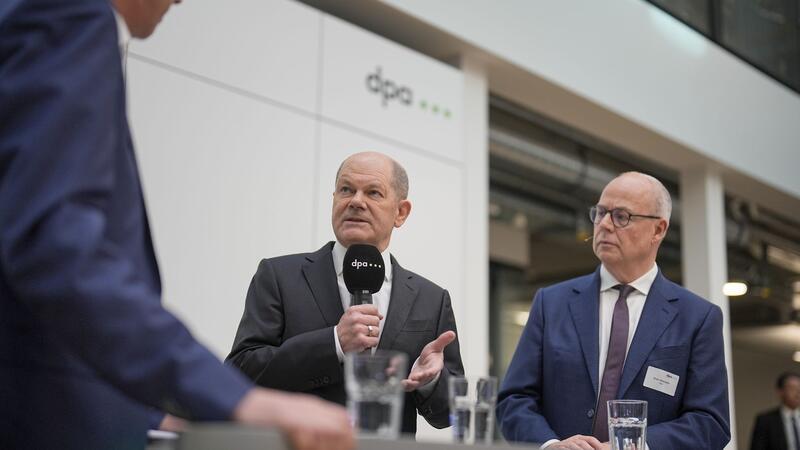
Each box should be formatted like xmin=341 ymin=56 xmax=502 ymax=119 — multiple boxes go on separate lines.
xmin=750 ymin=372 xmax=800 ymax=450
xmin=227 ymin=151 xmax=464 ymax=435
xmin=496 ymin=172 xmax=730 ymax=450
xmin=0 ymin=1 xmax=352 ymax=449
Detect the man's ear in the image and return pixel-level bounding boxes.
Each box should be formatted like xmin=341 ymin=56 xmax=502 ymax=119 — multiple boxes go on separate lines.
xmin=394 ymin=199 xmax=412 ymax=228
xmin=653 ymin=218 xmax=669 ymax=244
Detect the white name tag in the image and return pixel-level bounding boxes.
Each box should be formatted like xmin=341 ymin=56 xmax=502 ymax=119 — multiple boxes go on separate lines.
xmin=643 ymin=366 xmax=679 ymax=396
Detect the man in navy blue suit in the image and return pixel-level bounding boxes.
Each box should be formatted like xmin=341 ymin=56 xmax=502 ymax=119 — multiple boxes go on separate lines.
xmin=0 ymin=1 xmax=352 ymax=449
xmin=497 ymin=172 xmax=730 ymax=450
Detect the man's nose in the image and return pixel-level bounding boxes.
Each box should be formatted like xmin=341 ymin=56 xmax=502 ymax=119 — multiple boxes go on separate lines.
xmin=597 ymin=210 xmax=615 ymax=230
xmin=348 ymin=191 xmax=366 ymax=208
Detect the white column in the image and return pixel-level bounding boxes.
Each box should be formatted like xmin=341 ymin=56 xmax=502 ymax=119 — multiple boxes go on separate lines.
xmin=416 ymin=53 xmax=490 ymax=443
xmin=680 ymin=167 xmax=737 ymax=450
xmin=460 ymin=55 xmax=489 ymax=379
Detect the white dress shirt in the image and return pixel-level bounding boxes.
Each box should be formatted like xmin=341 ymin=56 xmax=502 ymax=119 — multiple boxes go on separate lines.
xmin=542 ymin=264 xmax=658 ymax=450
xmin=112 ymin=9 xmax=130 ymax=74
xmin=597 ymin=263 xmax=658 ymax=386
xmin=782 ymin=406 xmax=800 ymax=450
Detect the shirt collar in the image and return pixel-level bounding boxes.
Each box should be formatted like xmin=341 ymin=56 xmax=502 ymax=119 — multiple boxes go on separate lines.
xmin=112 ymin=9 xmax=131 ymax=50
xmin=600 ymin=263 xmax=659 ymax=296
xmin=781 ymin=405 xmax=800 ymax=417
xmin=332 ymin=241 xmax=392 ymax=282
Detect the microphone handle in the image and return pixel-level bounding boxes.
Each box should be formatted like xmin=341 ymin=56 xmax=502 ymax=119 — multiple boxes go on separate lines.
xmin=350 ymin=290 xmax=373 ymax=307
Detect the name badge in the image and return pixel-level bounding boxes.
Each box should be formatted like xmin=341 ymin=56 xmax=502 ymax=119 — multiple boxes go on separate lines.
xmin=643 ymin=366 xmax=679 ymax=396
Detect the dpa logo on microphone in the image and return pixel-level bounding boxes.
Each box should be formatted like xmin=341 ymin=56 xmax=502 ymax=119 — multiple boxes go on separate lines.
xmin=351 ymin=259 xmax=383 ymax=270
xmin=366 ymin=66 xmax=412 ymax=108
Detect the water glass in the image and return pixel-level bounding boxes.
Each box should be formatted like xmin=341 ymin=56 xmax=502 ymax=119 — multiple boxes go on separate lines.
xmin=448 ymin=376 xmax=498 ymax=444
xmin=344 ymin=350 xmax=407 ymax=439
xmin=473 ymin=376 xmax=498 ymax=445
xmin=608 ymin=400 xmax=647 ymax=450
xmin=448 ymin=376 xmax=471 ymax=443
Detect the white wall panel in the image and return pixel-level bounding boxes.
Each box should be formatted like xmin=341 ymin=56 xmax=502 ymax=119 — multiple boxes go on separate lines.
xmin=321 ymin=15 xmax=463 ymax=162
xmin=130 ymin=0 xmax=321 ymax=114
xmin=128 ymin=58 xmax=317 ymax=357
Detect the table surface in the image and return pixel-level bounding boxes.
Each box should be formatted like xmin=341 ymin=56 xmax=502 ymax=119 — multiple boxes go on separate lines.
xmin=145 ymin=424 xmax=542 ymax=450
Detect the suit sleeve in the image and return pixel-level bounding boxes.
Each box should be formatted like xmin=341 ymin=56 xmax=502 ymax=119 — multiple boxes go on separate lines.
xmin=0 ymin=0 xmax=251 ymax=420
xmin=226 ymin=259 xmax=343 ymax=392
xmin=646 ymin=305 xmax=731 ymax=450
xmin=496 ymin=288 xmax=559 ymax=443
xmin=412 ymin=289 xmax=465 ymax=428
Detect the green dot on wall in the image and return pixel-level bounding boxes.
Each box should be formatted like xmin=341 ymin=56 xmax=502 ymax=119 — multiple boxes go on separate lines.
xmin=444 ymin=109 xmax=451 ymax=118
xmin=420 ymin=100 xmax=428 ymax=110
xmin=432 ymin=105 xmax=439 ymax=114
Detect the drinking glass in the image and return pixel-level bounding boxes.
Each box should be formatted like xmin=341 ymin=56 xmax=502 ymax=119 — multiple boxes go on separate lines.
xmin=608 ymin=400 xmax=647 ymax=450
xmin=344 ymin=350 xmax=407 ymax=439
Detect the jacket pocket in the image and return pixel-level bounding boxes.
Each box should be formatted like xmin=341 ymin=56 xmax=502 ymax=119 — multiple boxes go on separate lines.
xmin=402 ymin=319 xmax=434 ymax=332
xmin=649 ymin=344 xmax=688 ymax=360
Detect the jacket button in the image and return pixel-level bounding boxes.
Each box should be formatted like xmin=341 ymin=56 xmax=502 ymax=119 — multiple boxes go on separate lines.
xmin=587 ymin=409 xmax=594 ymax=418
xmin=323 ymin=376 xmax=330 ymax=383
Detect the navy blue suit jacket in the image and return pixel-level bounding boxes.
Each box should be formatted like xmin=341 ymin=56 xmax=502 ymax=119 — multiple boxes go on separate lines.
xmin=497 ymin=268 xmax=730 ymax=449
xmin=0 ymin=1 xmax=251 ymax=448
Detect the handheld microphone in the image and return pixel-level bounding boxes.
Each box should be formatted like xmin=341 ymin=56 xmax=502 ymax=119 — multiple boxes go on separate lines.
xmin=343 ymin=244 xmax=385 ymax=306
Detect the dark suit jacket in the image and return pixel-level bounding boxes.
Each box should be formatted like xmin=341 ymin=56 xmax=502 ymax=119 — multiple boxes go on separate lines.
xmin=751 ymin=408 xmax=790 ymax=450
xmin=497 ymin=268 xmax=730 ymax=449
xmin=226 ymin=242 xmax=464 ymax=435
xmin=0 ymin=1 xmax=251 ymax=448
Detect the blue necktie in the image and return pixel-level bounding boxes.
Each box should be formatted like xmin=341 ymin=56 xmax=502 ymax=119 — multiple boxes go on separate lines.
xmin=593 ymin=284 xmax=635 ymax=442
xmin=791 ymin=415 xmax=800 ymax=450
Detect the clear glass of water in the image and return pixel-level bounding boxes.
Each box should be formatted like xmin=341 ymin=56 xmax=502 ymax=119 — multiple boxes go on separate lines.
xmin=448 ymin=376 xmax=499 ymax=444
xmin=448 ymin=376 xmax=471 ymax=443
xmin=473 ymin=376 xmax=498 ymax=445
xmin=607 ymin=400 xmax=647 ymax=450
xmin=344 ymin=350 xmax=407 ymax=439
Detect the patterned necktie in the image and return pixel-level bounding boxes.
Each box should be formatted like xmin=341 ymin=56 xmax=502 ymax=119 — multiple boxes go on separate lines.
xmin=593 ymin=284 xmax=635 ymax=442
xmin=792 ymin=415 xmax=800 ymax=450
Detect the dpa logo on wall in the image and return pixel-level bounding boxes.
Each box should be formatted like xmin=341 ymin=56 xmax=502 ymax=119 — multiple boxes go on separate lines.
xmin=365 ymin=66 xmax=454 ymax=119
xmin=366 ymin=66 xmax=412 ymax=107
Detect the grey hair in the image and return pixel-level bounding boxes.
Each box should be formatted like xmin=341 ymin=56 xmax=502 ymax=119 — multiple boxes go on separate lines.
xmin=390 ymin=159 xmax=409 ymax=200
xmin=335 ymin=152 xmax=409 ymax=200
xmin=618 ymin=171 xmax=672 ymax=222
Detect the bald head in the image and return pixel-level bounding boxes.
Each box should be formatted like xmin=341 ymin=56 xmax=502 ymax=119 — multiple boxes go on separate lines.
xmin=612 ymin=172 xmax=672 ymax=222
xmin=335 ymin=152 xmax=409 ymax=200
xmin=593 ymin=171 xmax=671 ymax=283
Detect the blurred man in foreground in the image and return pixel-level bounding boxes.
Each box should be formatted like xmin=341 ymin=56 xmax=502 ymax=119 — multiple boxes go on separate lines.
xmin=0 ymin=1 xmax=352 ymax=449
xmin=497 ymin=172 xmax=730 ymax=449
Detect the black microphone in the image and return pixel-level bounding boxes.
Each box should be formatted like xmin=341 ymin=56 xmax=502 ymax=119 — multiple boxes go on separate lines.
xmin=343 ymin=244 xmax=385 ymax=306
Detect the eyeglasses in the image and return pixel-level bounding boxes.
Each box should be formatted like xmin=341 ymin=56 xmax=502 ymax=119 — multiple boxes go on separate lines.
xmin=589 ymin=205 xmax=661 ymax=228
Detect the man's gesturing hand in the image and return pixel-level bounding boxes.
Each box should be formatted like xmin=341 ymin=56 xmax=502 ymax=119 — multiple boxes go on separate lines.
xmin=402 ymin=331 xmax=456 ymax=392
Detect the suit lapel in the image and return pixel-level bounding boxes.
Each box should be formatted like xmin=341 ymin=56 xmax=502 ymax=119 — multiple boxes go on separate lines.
xmin=301 ymin=242 xmax=344 ymax=327
xmin=618 ymin=272 xmax=678 ymax=397
xmin=378 ymin=256 xmax=418 ymax=350
xmin=568 ymin=269 xmax=601 ymax=398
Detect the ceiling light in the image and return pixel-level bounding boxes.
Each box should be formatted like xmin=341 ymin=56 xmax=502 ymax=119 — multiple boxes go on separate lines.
xmin=513 ymin=311 xmax=529 ymax=327
xmin=723 ymin=282 xmax=748 ymax=297
xmin=794 ymin=351 xmax=800 ymax=363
